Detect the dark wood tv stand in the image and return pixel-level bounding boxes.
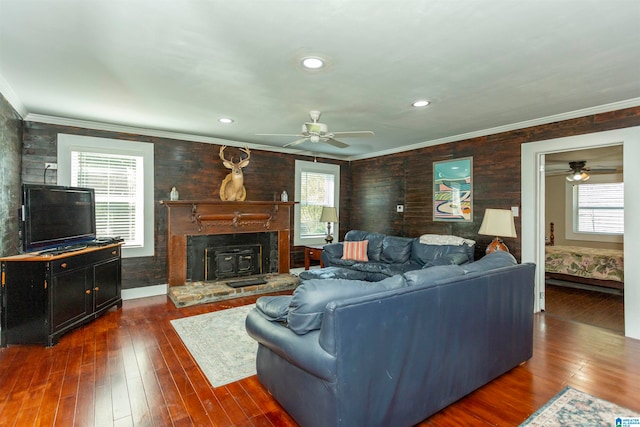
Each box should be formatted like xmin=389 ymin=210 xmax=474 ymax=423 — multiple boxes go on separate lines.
xmin=1 ymin=243 xmax=122 ymax=347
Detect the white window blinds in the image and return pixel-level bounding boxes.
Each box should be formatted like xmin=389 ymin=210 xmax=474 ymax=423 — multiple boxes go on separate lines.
xmin=71 ymin=151 xmax=144 ymax=246
xmin=574 ymin=182 xmax=624 ymax=234
xmin=300 ymin=171 xmax=335 ymax=238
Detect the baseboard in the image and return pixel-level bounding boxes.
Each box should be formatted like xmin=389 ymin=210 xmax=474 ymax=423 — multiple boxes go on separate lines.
xmin=122 ymin=284 xmax=168 ymax=300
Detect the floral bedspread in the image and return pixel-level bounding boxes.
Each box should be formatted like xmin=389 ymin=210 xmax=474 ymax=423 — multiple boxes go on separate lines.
xmin=545 ymin=245 xmax=624 ymax=282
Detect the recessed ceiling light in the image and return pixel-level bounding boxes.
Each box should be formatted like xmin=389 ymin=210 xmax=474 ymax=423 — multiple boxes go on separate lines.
xmin=412 ymin=100 xmax=431 ymax=108
xmin=301 ymin=56 xmax=325 ymax=69
xmin=218 ymin=117 xmax=234 ymax=124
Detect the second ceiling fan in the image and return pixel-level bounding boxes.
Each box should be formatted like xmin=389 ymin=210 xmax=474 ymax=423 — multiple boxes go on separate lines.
xmin=257 ymin=110 xmax=374 ymax=148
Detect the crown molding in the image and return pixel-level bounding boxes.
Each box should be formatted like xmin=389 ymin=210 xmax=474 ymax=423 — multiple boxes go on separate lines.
xmin=22 ymin=97 xmax=640 ymax=162
xmin=22 ymin=113 xmax=347 ymax=161
xmin=347 ymin=98 xmax=640 ymax=161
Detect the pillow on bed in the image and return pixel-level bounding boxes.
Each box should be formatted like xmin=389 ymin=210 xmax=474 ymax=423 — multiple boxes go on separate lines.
xmin=287 ymin=275 xmax=406 ymax=334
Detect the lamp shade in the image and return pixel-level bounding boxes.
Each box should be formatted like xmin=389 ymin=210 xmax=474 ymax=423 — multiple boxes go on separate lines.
xmin=478 ymin=209 xmax=517 ymax=238
xmin=319 ymin=206 xmax=338 ymax=223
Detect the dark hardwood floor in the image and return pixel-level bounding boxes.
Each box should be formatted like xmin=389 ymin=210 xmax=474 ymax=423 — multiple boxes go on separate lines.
xmin=0 ymin=289 xmax=638 ymax=427
xmin=544 ymin=282 xmax=625 ymax=334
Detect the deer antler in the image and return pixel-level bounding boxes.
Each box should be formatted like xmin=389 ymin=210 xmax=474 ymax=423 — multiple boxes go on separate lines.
xmin=219 ymin=145 xmax=230 ymax=163
xmin=239 ymin=146 xmax=250 ymax=163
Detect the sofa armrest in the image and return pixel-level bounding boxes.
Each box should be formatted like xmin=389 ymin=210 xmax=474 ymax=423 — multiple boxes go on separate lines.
xmin=321 ymin=242 xmax=344 ymax=265
xmin=245 ymin=309 xmax=337 ymax=381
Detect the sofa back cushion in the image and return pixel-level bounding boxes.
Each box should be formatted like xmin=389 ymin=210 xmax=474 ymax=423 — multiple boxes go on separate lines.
xmin=345 ymin=230 xmax=385 ymax=261
xmin=287 ymin=275 xmax=407 ymax=334
xmin=381 ymin=236 xmax=414 ymax=264
xmin=403 ymin=264 xmax=466 ymax=287
xmin=462 ymin=251 xmax=517 ymax=274
xmin=411 ymin=240 xmax=473 ymax=266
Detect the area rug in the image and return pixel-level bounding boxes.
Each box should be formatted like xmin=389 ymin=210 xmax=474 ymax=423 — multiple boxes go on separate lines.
xmin=168 ymin=273 xmax=298 ymax=308
xmin=520 ymin=386 xmax=640 ymax=426
xmin=170 ymin=304 xmax=257 ymax=387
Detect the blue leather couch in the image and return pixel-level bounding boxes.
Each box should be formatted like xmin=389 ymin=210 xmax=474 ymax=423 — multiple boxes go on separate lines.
xmin=245 ymin=252 xmax=535 ymax=427
xmin=318 ymin=230 xmax=476 ymax=281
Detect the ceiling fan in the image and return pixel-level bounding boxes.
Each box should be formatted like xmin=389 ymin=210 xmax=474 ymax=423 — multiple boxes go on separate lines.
xmin=566 ymin=161 xmax=591 ymax=182
xmin=257 ymin=110 xmax=374 ymax=148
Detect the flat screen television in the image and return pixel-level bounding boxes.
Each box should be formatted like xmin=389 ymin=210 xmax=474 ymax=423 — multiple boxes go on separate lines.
xmin=21 ymin=184 xmax=97 ymax=252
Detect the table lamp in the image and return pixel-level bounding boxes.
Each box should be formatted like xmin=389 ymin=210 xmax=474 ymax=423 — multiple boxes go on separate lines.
xmin=319 ymin=207 xmax=338 ymax=243
xmin=478 ymin=208 xmax=517 ymax=254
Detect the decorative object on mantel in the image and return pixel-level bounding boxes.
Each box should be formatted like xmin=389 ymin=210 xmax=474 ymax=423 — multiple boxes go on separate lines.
xmin=170 ymin=186 xmax=179 ymax=200
xmin=319 ymin=206 xmax=339 ymax=243
xmin=478 ymin=208 xmax=517 ymax=254
xmin=280 ymin=190 xmax=288 ymax=202
xmin=219 ymin=145 xmax=250 ymax=201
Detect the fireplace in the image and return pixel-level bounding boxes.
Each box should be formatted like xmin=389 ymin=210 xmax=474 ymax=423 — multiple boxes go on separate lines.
xmin=162 ymin=200 xmax=294 ymax=286
xmin=187 ymin=232 xmax=278 ymax=281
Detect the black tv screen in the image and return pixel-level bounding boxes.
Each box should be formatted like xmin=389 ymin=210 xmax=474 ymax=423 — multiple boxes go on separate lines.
xmin=21 ymin=184 xmax=97 ymax=252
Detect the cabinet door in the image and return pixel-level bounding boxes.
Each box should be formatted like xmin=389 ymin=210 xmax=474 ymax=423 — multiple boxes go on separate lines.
xmin=94 ymin=258 xmax=121 ymax=312
xmin=51 ymin=267 xmax=91 ymax=332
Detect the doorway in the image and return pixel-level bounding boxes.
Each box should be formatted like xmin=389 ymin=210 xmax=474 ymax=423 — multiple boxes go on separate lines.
xmin=521 ymin=126 xmax=640 ymax=340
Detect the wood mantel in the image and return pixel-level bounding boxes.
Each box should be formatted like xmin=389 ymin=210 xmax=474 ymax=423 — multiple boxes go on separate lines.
xmin=162 ymin=200 xmax=295 ymax=286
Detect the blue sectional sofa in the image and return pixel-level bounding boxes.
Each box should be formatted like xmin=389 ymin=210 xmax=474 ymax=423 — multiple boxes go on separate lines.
xmin=316 ymin=230 xmax=476 ymax=281
xmin=246 ymin=252 xmax=535 ymax=427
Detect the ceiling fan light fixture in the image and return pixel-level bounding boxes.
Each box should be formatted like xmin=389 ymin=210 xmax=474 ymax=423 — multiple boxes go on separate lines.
xmin=301 ymin=56 xmax=325 ymax=69
xmin=412 ymin=99 xmax=431 ymax=108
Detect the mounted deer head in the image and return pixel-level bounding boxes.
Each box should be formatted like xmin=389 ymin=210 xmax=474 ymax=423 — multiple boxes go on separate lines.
xmin=219 ymin=145 xmax=250 ymax=201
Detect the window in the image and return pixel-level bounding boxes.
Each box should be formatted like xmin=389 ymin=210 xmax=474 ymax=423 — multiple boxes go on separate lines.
xmin=294 ymin=160 xmax=340 ymax=246
xmin=573 ymin=182 xmax=624 ymax=234
xmin=57 ymin=134 xmax=155 ymax=258
xmin=71 ymin=152 xmax=144 ymax=246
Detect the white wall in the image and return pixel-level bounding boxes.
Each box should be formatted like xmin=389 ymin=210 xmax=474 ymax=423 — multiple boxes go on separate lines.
xmin=522 ymin=126 xmax=640 ymax=340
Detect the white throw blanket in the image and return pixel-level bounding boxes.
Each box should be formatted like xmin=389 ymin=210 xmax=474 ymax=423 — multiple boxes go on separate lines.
xmin=419 ymin=234 xmax=476 ymax=246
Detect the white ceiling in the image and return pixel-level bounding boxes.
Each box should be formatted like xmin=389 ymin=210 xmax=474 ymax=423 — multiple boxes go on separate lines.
xmin=1 ymin=0 xmax=640 ymax=160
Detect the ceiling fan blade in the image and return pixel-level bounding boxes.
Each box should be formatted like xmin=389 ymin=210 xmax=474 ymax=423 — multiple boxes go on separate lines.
xmin=331 ymin=131 xmax=375 ymax=138
xmin=324 ymin=138 xmax=349 ymax=148
xmin=283 ymin=138 xmax=308 ymax=148
xmin=257 ymin=133 xmax=304 ymax=137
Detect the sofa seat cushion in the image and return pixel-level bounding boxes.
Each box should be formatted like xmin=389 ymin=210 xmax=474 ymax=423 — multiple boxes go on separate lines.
xmin=381 ymin=236 xmax=414 ymax=264
xmin=287 ymin=275 xmax=407 ymax=334
xmin=255 ymin=295 xmax=292 ymax=322
xmin=299 ymin=267 xmax=368 ymax=281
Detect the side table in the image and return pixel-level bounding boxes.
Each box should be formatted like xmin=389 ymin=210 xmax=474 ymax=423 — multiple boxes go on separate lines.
xmin=304 ymin=245 xmax=325 ymax=270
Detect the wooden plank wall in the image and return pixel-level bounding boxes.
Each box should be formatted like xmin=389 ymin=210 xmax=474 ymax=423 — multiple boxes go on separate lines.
xmin=20 ymin=122 xmax=347 ymax=288
xmin=351 ymin=106 xmax=640 ymax=261
xmin=15 ymin=105 xmax=640 ymax=287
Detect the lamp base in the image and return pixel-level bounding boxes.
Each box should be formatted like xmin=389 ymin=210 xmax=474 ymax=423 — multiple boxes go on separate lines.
xmin=325 ymin=235 xmax=334 ymax=244
xmin=485 ymin=237 xmax=510 ymax=255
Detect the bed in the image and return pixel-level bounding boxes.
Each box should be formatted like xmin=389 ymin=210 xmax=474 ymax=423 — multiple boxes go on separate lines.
xmin=545 ymin=223 xmax=624 ymax=291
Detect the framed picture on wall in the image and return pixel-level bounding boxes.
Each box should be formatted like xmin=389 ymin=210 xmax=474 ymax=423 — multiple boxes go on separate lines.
xmin=433 ymin=157 xmax=473 ymax=222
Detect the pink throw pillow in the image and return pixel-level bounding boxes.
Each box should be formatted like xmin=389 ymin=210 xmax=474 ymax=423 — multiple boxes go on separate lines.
xmin=342 ymin=240 xmax=369 ymax=262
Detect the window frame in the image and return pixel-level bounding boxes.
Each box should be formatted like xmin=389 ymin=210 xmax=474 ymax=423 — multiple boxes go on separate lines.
xmin=57 ymin=134 xmax=155 ymax=258
xmin=294 ymin=160 xmax=340 ymax=246
xmin=564 ymin=173 xmax=623 ymax=244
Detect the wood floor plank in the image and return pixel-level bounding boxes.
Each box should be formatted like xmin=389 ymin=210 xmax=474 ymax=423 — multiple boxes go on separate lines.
xmin=0 ymin=285 xmax=637 ymax=426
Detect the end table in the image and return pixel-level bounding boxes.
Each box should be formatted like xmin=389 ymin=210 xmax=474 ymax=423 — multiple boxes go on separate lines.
xmin=304 ymin=245 xmax=325 ymax=270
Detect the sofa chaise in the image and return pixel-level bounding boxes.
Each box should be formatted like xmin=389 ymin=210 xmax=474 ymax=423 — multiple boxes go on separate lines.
xmin=246 ymin=252 xmax=535 ymax=427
